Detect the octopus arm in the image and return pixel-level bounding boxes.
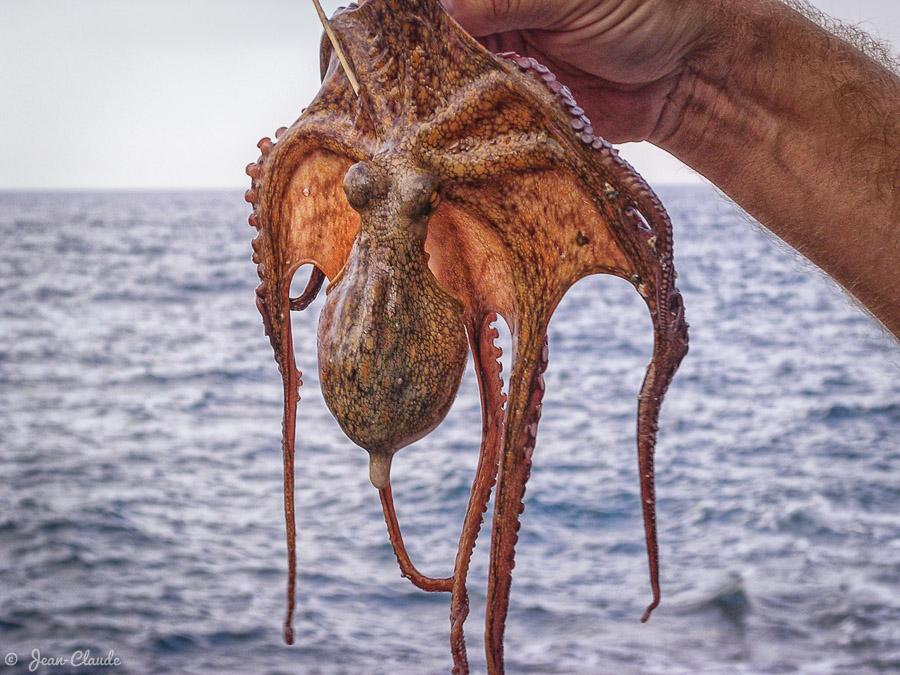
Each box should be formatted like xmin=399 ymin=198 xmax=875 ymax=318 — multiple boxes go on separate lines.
xmin=426 ymin=154 xmax=688 ymax=666
xmin=247 ymin=117 xmax=366 ymax=644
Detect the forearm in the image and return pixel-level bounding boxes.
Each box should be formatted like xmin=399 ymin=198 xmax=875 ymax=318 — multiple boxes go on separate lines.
xmin=655 ymin=0 xmax=900 ymax=337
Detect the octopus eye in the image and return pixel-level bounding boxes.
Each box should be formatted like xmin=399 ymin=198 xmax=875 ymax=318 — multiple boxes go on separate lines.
xmin=343 ymin=162 xmax=371 ymax=211
xmin=401 ymin=175 xmax=441 ymax=221
xmin=412 ymin=187 xmax=440 ymax=220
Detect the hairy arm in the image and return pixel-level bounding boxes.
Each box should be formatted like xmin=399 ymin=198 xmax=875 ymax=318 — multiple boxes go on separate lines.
xmin=448 ymin=0 xmax=900 ymax=338
xmin=657 ymin=0 xmax=900 ymax=337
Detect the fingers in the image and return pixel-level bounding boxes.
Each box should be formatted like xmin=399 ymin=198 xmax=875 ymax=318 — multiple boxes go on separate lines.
xmin=442 ymin=0 xmax=553 ymax=37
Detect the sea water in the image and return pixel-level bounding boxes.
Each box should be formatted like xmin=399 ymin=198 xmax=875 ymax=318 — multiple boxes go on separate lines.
xmin=1 ymin=187 xmax=898 ymax=674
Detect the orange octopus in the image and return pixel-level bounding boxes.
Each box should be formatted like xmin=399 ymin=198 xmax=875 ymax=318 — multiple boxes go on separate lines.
xmin=245 ymin=0 xmax=688 ymax=672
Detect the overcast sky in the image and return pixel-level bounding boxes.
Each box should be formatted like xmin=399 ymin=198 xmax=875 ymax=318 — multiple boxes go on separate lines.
xmin=1 ymin=0 xmax=898 ymax=189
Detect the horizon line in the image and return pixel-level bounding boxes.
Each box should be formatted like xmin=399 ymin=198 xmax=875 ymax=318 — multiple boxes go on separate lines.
xmin=0 ymin=179 xmax=708 ymax=193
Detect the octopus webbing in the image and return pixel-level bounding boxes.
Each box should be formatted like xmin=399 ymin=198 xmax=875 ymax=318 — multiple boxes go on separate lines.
xmin=245 ymin=0 xmax=688 ymax=672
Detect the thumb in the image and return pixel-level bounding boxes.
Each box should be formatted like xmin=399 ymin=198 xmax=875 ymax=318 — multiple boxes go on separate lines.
xmin=442 ymin=0 xmax=554 ymax=37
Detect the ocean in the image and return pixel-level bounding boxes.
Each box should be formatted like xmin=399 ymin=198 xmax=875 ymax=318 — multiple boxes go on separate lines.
xmin=1 ymin=187 xmax=898 ymax=674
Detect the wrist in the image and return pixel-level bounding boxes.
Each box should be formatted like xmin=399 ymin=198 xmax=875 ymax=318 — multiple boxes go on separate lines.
xmin=652 ymin=0 xmax=900 ymax=337
xmin=651 ymin=0 xmax=784 ymax=175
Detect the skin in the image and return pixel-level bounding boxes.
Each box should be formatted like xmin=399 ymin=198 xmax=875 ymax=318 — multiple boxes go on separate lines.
xmin=318 ymin=156 xmax=470 ymax=489
xmin=446 ymin=0 xmax=900 ymax=338
xmin=246 ymin=0 xmax=688 ymax=670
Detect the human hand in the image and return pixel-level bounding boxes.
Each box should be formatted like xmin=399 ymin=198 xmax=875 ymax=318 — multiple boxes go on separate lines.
xmin=443 ymin=0 xmax=709 ymax=144
xmin=449 ymin=0 xmax=900 ymax=338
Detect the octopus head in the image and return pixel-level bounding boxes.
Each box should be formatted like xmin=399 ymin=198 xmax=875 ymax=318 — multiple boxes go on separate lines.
xmin=318 ymin=159 xmax=467 ymax=488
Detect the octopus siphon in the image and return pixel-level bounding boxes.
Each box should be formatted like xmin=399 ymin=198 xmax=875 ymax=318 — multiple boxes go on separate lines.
xmin=245 ymin=0 xmax=688 ymax=672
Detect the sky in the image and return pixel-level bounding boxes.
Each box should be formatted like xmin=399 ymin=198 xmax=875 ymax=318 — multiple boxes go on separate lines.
xmin=1 ymin=0 xmax=899 ymax=189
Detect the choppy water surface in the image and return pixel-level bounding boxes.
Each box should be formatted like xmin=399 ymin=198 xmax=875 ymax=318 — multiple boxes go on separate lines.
xmin=1 ymin=188 xmax=898 ymax=674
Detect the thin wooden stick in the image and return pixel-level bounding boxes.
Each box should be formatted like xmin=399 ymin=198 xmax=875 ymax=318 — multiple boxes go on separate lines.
xmin=310 ymin=0 xmax=361 ymax=95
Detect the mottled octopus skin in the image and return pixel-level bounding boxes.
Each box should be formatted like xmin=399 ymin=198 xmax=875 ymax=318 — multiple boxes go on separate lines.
xmin=318 ymin=158 xmax=469 ymax=488
xmin=245 ymin=0 xmax=689 ymax=672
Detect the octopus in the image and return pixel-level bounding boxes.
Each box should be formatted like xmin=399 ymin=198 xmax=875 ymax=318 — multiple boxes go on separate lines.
xmin=244 ymin=0 xmax=688 ymax=672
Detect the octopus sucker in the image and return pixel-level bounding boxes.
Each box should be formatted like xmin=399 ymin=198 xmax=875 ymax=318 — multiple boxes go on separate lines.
xmin=249 ymin=0 xmax=687 ymax=671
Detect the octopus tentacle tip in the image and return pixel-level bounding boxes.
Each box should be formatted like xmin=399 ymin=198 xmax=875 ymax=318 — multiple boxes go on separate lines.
xmin=283 ymin=625 xmax=295 ymax=645
xmin=641 ymin=601 xmax=658 ymax=623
